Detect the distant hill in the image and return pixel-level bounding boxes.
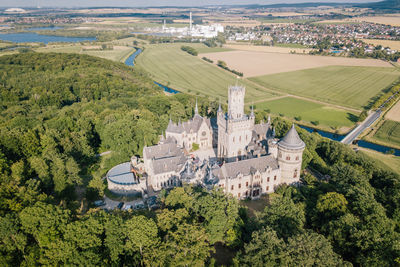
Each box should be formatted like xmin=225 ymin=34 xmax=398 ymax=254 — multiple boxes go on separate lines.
xmin=358 ymin=0 xmax=400 ymax=11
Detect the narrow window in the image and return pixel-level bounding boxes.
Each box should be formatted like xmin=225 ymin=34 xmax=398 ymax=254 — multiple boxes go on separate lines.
xmin=231 ymin=185 xmax=234 ymax=190
xmin=246 ymin=182 xmax=249 ymax=187
xmin=266 ymin=186 xmax=269 ymax=191
xmin=238 ymin=193 xmax=241 ymax=198
xmin=238 ymin=183 xmax=241 ymax=189
xmin=274 ymin=176 xmax=277 ymax=181
xmin=267 ymin=177 xmax=270 ymax=182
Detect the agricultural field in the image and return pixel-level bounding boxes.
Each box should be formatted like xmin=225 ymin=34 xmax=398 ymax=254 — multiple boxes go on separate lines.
xmin=359 ymin=148 xmax=400 ymax=175
xmin=35 ymin=44 xmax=135 ymax=62
xmin=135 ymin=43 xmax=278 ymax=102
xmin=373 ymin=120 xmax=400 ymax=147
xmin=386 ymin=99 xmax=400 ymax=122
xmin=249 ymin=66 xmax=400 ymax=110
xmin=350 ymin=16 xmax=400 ymax=26
xmin=254 ymin=97 xmax=358 ymax=130
xmin=223 ymin=43 xmax=312 ymax=54
xmin=200 ymin=50 xmax=393 ymax=77
xmin=362 ymin=39 xmax=400 ymax=51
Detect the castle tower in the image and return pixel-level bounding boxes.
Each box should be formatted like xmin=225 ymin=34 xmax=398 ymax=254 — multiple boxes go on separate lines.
xmin=218 ymin=85 xmax=254 ymax=161
xmin=189 ymin=12 xmax=193 ymax=32
xmin=277 ymin=124 xmax=305 ymax=184
xmin=228 ymin=85 xmax=245 ymax=119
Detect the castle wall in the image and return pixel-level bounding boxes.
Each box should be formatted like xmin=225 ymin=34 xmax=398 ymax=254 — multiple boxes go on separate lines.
xmin=277 ymin=147 xmax=303 ymax=184
xmin=217 ymin=167 xmax=281 ymax=199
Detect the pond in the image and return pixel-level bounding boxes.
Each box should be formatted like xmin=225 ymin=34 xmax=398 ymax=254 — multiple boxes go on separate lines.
xmin=0 ymin=32 xmax=96 ymax=44
xmin=300 ymin=125 xmax=400 ymax=156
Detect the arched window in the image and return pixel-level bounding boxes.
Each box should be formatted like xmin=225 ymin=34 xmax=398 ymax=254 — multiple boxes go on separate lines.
xmin=296 ymin=156 xmax=299 ymax=160
xmin=294 ymin=170 xmax=298 ymax=178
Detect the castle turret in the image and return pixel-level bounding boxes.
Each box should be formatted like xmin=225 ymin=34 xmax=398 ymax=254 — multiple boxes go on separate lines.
xmin=277 ymin=124 xmax=305 ymax=184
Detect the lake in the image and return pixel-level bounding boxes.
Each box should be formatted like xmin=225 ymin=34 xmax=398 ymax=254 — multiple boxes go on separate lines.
xmin=0 ymin=32 xmax=96 ymax=44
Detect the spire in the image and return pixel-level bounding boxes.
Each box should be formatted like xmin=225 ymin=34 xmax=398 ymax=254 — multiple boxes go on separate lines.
xmin=268 ymin=115 xmax=271 ymax=124
xmin=218 ymin=100 xmax=222 ymax=113
xmin=278 ymin=124 xmax=305 ymax=150
xmin=272 ymin=126 xmax=276 ymax=138
xmin=250 ymin=104 xmax=255 ymax=117
xmin=195 ymin=98 xmax=199 ymax=115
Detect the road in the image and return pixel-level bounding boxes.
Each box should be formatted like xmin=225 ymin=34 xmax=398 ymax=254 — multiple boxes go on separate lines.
xmin=341 ymin=88 xmax=400 ymax=145
xmin=341 ymin=110 xmax=382 ymax=145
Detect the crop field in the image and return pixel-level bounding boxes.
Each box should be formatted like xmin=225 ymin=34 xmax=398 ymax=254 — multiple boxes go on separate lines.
xmin=373 ymin=120 xmax=400 ymax=147
xmin=135 ymin=43 xmax=278 ymax=102
xmin=249 ymin=66 xmax=400 ymax=110
xmin=351 ymin=16 xmax=400 ymax=26
xmin=254 ymin=97 xmax=358 ymax=129
xmin=362 ymin=39 xmax=400 ymax=51
xmin=35 ymin=44 xmax=135 ymax=62
xmin=200 ymin=50 xmax=393 ymax=77
xmin=223 ymin=43 xmax=312 ymax=54
xmin=386 ymin=100 xmax=400 ymax=122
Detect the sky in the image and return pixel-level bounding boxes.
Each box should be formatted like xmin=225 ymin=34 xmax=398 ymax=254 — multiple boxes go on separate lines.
xmin=0 ymin=0 xmax=380 ymax=8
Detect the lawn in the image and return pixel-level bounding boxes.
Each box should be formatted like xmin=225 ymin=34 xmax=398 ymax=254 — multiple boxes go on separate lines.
xmin=135 ymin=43 xmax=277 ymax=102
xmin=373 ymin=120 xmax=400 ymax=147
xmin=359 ymin=148 xmax=400 ymax=175
xmin=250 ymin=66 xmax=400 ymax=110
xmin=35 ymin=44 xmax=135 ymax=62
xmin=254 ymin=97 xmax=359 ymax=129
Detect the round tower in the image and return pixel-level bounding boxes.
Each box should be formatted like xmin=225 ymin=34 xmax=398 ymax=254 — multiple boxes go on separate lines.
xmin=277 ymin=124 xmax=305 ymax=184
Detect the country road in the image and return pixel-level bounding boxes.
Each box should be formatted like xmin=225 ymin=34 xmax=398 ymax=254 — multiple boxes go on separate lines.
xmin=341 ymin=110 xmax=382 ymax=145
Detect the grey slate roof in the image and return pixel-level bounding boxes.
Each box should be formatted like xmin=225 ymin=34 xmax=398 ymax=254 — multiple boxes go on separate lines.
xmin=278 ymin=124 xmax=305 ymax=150
xmin=144 ymin=142 xmax=183 ymax=160
xmin=221 ymin=155 xmax=279 ymax=179
xmin=166 ymin=115 xmax=211 ymax=134
xmin=152 ymin=154 xmax=187 ymax=175
xmin=107 ymin=162 xmax=137 ymax=185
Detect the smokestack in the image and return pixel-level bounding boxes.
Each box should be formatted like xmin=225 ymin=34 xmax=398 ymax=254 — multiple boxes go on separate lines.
xmin=190 ymin=11 xmax=192 ymax=32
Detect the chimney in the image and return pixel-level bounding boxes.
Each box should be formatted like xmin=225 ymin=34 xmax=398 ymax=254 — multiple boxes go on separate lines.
xmin=190 ymin=11 xmax=192 ymax=32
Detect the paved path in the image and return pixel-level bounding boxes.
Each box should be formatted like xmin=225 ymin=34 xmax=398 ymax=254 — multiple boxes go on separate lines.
xmin=341 ymin=110 xmax=382 ymax=144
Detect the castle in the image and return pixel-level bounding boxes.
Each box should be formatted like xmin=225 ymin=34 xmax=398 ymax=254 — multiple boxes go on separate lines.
xmin=107 ymin=85 xmax=305 ymax=200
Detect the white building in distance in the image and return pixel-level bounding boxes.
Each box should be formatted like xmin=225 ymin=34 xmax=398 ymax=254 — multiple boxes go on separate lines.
xmin=161 ymin=12 xmax=224 ymax=38
xmin=107 ymin=85 xmax=305 ymax=200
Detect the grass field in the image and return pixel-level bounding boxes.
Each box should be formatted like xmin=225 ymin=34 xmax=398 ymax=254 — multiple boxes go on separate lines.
xmin=135 ymin=43 xmax=278 ymax=102
xmin=254 ymin=97 xmax=359 ymax=129
xmin=359 ymin=148 xmax=400 ymax=175
xmin=35 ymin=44 xmax=135 ymax=62
xmin=224 ymin=43 xmax=312 ymax=54
xmin=249 ymin=66 xmax=400 ymax=110
xmin=373 ymin=120 xmax=400 ymax=147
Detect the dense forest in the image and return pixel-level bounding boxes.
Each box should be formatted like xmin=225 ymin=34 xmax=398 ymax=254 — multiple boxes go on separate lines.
xmin=0 ymin=52 xmax=399 ymax=266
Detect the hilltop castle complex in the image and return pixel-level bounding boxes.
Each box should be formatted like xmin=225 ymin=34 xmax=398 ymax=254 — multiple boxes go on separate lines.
xmin=107 ymin=85 xmax=305 ymax=200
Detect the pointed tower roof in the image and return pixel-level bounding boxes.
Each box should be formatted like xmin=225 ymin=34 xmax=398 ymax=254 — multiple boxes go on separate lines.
xmin=250 ymin=105 xmax=255 ymax=117
xmin=194 ymin=98 xmax=199 ymax=115
xmin=267 ymin=115 xmax=271 ymax=124
xmin=218 ymin=100 xmax=222 ymax=113
xmin=278 ymin=124 xmax=305 ymax=150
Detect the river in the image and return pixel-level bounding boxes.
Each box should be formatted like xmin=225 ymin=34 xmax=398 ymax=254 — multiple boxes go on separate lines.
xmin=300 ymin=125 xmax=400 ymax=156
xmin=124 ymin=48 xmax=179 ymax=94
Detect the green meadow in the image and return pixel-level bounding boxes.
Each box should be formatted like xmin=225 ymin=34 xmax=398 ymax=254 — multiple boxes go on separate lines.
xmin=135 ymin=43 xmax=277 ymax=102
xmin=249 ymin=66 xmax=400 ymax=110
xmin=373 ymin=120 xmax=400 ymax=147
xmin=254 ymin=97 xmax=359 ymax=129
